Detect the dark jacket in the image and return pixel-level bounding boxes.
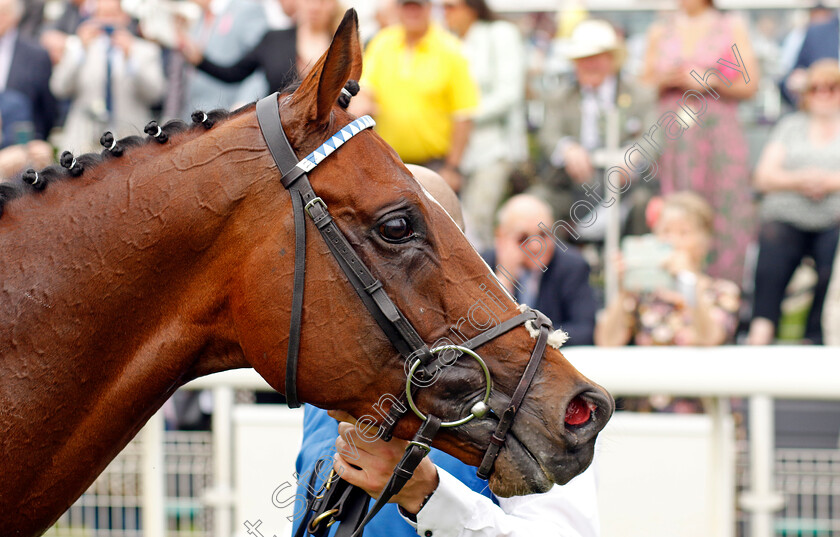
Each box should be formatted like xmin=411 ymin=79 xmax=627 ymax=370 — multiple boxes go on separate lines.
xmin=794 ymin=16 xmax=840 ymax=70
xmin=782 ymin=16 xmax=840 ymax=104
xmin=482 ymin=248 xmax=597 ymax=346
xmin=6 ymin=35 xmax=57 ymax=140
xmin=197 ymin=28 xmax=298 ymax=93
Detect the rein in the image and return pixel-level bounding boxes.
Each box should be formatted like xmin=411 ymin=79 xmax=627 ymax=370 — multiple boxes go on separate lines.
xmin=255 ymin=93 xmax=555 ymax=536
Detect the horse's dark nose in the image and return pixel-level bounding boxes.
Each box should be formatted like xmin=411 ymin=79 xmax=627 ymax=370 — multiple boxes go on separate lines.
xmin=563 ymin=388 xmax=614 ymax=445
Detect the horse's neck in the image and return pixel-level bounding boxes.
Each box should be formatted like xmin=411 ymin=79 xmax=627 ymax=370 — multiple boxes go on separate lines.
xmin=0 ymin=121 xmax=271 ymax=533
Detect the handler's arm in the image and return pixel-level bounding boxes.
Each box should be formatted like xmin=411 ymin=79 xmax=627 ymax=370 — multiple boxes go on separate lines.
xmin=331 ymin=411 xmax=599 ymax=537
xmin=409 ymin=465 xmax=600 ymax=537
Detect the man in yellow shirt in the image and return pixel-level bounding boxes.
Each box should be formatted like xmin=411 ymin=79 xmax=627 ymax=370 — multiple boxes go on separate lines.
xmin=353 ymin=0 xmax=478 ymax=191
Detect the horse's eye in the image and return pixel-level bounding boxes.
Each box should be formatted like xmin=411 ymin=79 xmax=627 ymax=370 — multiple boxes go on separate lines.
xmin=378 ymin=217 xmax=414 ymax=243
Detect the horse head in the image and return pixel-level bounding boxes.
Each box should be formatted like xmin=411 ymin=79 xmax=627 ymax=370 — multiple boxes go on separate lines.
xmin=235 ymin=10 xmax=613 ymax=496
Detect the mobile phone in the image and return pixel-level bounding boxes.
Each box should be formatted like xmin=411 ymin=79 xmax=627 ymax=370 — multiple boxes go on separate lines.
xmin=14 ymin=121 xmax=34 ymax=145
xmin=621 ymin=234 xmax=674 ymax=292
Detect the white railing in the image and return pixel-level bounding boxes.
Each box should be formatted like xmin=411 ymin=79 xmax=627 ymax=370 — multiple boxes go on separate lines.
xmin=132 ymin=346 xmax=840 ymax=537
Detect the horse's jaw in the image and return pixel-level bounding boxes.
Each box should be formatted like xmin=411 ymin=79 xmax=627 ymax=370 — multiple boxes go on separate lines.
xmin=486 ymin=421 xmax=597 ymax=497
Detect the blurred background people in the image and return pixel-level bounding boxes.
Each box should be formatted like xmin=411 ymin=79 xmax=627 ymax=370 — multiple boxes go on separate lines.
xmin=485 ymin=194 xmax=598 ymax=345
xmin=443 ymin=0 xmax=527 ymax=250
xmin=165 ymin=0 xmax=268 ymax=120
xmin=779 ymin=2 xmax=835 ymax=97
xmin=748 ymin=60 xmax=840 ymax=346
xmin=535 ymin=19 xmax=656 ymax=240
xmin=595 ymin=192 xmax=741 ymax=348
xmin=642 ymin=0 xmax=759 ymax=284
xmin=784 ymin=3 xmax=840 ymax=103
xmin=0 ymin=0 xmax=57 ymax=143
xmin=180 ymin=0 xmax=343 ymax=96
xmin=351 ymin=0 xmax=478 ymax=192
xmin=373 ymin=0 xmax=399 ymax=36
xmin=40 ymin=1 xmax=88 ymax=68
xmin=49 ymin=0 xmax=165 ymax=152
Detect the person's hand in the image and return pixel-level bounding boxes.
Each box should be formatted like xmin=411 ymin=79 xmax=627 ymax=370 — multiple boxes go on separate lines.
xmin=177 ymin=33 xmax=203 ymax=65
xmin=786 ymin=68 xmax=808 ymax=95
xmin=658 ymin=67 xmax=687 ymax=91
xmin=438 ymin=166 xmax=462 ymax=193
xmin=40 ymin=30 xmax=68 ymax=64
xmin=0 ymin=146 xmax=27 ymax=177
xmin=0 ymin=145 xmax=28 ymax=179
xmin=563 ymin=142 xmax=593 ymax=184
xmin=494 ymin=231 xmax=526 ymax=291
xmin=111 ymin=29 xmax=135 ymax=57
xmin=797 ymin=168 xmax=833 ymax=200
xmin=801 ymin=180 xmax=829 ymax=201
xmin=330 ymin=410 xmax=439 ymax=515
xmin=662 ymin=249 xmax=696 ymax=276
xmin=26 ymin=141 xmax=55 ymax=169
xmin=77 ymin=20 xmax=102 ymax=48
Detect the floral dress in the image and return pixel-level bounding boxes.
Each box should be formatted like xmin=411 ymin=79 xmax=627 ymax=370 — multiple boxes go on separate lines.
xmin=626 ymin=278 xmax=741 ymax=345
xmin=654 ymin=11 xmax=756 ymax=283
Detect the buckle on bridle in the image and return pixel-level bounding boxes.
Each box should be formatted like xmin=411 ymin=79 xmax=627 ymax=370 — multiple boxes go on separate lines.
xmin=408 ymin=440 xmax=432 ymax=454
xmin=309 ymin=508 xmax=339 ymax=532
xmin=304 ymin=196 xmax=328 ymax=218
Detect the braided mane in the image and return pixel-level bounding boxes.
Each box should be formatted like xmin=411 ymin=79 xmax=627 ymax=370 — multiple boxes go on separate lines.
xmin=0 ymin=78 xmax=358 ymax=221
xmin=0 ymin=105 xmax=250 ymax=220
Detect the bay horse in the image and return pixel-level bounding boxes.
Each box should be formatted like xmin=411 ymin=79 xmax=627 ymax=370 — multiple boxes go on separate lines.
xmin=0 ymin=10 xmax=612 ymax=536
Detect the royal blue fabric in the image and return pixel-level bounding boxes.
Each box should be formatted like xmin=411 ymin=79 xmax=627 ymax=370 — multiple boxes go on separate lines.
xmin=292 ymin=404 xmax=497 ymax=536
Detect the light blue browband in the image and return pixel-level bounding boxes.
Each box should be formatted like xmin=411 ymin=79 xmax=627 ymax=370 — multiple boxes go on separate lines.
xmin=296 ymin=115 xmax=376 ymax=173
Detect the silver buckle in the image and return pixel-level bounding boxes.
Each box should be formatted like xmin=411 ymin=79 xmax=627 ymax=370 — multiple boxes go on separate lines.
xmin=304 ymin=196 xmax=328 ymax=218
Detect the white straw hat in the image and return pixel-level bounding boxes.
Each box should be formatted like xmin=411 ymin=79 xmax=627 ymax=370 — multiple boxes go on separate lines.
xmin=566 ymin=19 xmax=626 ymax=64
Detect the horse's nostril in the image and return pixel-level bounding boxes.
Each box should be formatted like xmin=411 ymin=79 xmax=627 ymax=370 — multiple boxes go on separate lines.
xmin=564 ymin=395 xmax=597 ymax=427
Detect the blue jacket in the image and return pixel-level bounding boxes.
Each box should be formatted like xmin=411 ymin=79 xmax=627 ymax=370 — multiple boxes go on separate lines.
xmin=795 ymin=16 xmax=840 ymax=69
xmin=292 ymin=405 xmax=497 ymax=537
xmin=782 ymin=15 xmax=840 ymax=103
xmin=6 ymin=35 xmax=57 ymax=141
xmin=481 ymin=248 xmax=597 ymax=345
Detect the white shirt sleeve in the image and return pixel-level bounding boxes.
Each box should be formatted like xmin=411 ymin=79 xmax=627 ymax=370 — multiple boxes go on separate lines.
xmin=402 ymin=461 xmax=600 ymax=537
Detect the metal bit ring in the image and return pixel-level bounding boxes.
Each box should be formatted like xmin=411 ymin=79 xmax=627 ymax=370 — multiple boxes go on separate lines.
xmin=405 ymin=345 xmax=493 ymax=428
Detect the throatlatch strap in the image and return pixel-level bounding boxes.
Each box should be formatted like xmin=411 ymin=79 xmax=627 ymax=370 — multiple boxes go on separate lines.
xmin=476 ymin=311 xmax=552 ymax=480
xmin=257 ymin=94 xmax=305 ymax=407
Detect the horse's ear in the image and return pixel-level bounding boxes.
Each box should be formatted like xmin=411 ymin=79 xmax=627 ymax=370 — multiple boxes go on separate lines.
xmin=290 ymin=9 xmax=362 ymax=126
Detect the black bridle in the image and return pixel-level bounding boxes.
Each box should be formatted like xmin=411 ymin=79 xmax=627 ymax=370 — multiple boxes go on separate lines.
xmin=256 ymin=93 xmax=556 ymax=536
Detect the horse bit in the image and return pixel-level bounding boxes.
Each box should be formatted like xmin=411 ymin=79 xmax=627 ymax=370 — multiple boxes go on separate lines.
xmin=256 ymin=92 xmax=556 ymax=537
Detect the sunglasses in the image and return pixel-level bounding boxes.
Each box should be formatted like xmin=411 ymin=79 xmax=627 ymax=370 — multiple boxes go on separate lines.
xmin=806 ymin=83 xmax=840 ymax=94
xmin=514 ymin=230 xmax=552 ymax=244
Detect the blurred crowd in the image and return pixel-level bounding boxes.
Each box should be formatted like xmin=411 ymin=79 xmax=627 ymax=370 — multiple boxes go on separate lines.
xmin=2 ymin=0 xmax=840 ymax=418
